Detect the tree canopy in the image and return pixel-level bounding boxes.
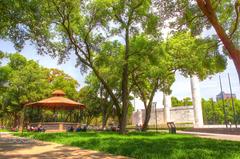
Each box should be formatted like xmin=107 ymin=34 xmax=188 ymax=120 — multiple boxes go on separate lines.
xmin=0 ymin=0 xmax=230 ymax=133
xmin=158 ymin=0 xmax=240 ymax=80
xmin=0 ymin=53 xmax=80 ymax=127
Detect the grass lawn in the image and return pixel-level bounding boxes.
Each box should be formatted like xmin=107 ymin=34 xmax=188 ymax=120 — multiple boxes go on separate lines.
xmin=0 ymin=129 xmax=9 ymax=132
xmin=16 ymin=132 xmax=240 ymax=159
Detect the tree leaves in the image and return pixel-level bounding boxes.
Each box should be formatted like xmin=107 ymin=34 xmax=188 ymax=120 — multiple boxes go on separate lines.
xmin=0 ymin=53 xmax=80 ymax=125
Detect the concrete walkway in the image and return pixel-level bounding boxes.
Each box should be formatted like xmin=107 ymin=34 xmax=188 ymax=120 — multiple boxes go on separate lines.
xmin=178 ymin=131 xmax=240 ymax=142
xmin=0 ymin=133 xmax=130 ymax=159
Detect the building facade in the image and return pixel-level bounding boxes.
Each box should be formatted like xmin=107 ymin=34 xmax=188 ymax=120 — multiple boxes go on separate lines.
xmin=131 ymin=75 xmax=204 ymax=128
xmin=216 ymin=91 xmax=236 ymax=101
xmin=132 ymin=106 xmax=195 ymax=127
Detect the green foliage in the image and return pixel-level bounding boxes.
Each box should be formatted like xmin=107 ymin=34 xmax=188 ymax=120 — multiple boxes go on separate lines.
xmin=202 ymin=98 xmax=240 ymax=125
xmin=171 ymin=96 xmax=193 ymax=107
xmin=0 ymin=0 xmax=229 ymax=133
xmin=0 ymin=66 xmax=11 ymax=87
xmin=0 ymin=51 xmax=4 ymax=65
xmin=16 ymin=132 xmax=240 ymax=159
xmin=0 ymin=53 xmax=80 ymax=127
xmin=158 ymin=0 xmax=240 ymax=50
xmin=8 ymin=53 xmax=27 ymax=70
xmin=164 ymin=32 xmax=227 ymax=80
xmin=47 ymin=68 xmax=79 ymax=100
xmin=130 ymin=35 xmax=175 ymax=96
xmin=78 ymin=85 xmax=102 ymax=125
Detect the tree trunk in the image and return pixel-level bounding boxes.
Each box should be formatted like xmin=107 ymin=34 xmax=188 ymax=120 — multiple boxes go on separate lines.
xmin=196 ymin=0 xmax=240 ymax=82
xmin=119 ymin=27 xmax=130 ymax=134
xmin=101 ymin=104 xmax=108 ymax=129
xmin=141 ymin=81 xmax=159 ymax=131
xmin=232 ymin=50 xmax=240 ymax=83
xmin=102 ymin=113 xmax=108 ymax=129
xmin=142 ymin=105 xmax=152 ymax=131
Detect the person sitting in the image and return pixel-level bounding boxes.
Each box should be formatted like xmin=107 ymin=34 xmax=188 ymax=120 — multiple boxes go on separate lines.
xmin=31 ymin=126 xmax=38 ymax=132
xmin=82 ymin=125 xmax=87 ymax=132
xmin=37 ymin=126 xmax=46 ymax=132
xmin=75 ymin=126 xmax=82 ymax=132
xmin=11 ymin=127 xmax=18 ymax=132
xmin=27 ymin=125 xmax=31 ymax=131
xmin=67 ymin=126 xmax=74 ymax=132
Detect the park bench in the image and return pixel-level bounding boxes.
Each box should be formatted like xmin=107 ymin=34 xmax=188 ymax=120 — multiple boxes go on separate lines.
xmin=167 ymin=122 xmax=176 ymax=134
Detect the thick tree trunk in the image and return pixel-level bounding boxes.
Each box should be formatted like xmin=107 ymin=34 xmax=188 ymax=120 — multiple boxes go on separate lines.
xmin=102 ymin=106 xmax=110 ymax=129
xmin=101 ymin=105 xmax=112 ymax=129
xmin=119 ymin=28 xmax=130 ymax=134
xmin=102 ymin=114 xmax=108 ymax=129
xmin=196 ymin=0 xmax=240 ymax=82
xmin=139 ymin=80 xmax=159 ymax=131
xmin=119 ymin=68 xmax=129 ymax=134
xmin=232 ymin=50 xmax=240 ymax=82
xmin=142 ymin=106 xmax=152 ymax=131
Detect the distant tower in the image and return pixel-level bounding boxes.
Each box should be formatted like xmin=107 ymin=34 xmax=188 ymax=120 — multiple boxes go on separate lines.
xmin=191 ymin=75 xmax=204 ymax=127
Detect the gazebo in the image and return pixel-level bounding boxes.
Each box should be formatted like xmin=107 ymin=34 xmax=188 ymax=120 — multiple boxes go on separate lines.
xmin=23 ymin=90 xmax=86 ymax=132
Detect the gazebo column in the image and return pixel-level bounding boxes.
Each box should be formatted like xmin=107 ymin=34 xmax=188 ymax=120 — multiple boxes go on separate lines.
xmin=190 ymin=75 xmax=203 ymax=127
xmin=59 ymin=122 xmax=64 ymax=131
xmin=163 ymin=93 xmax=171 ymax=123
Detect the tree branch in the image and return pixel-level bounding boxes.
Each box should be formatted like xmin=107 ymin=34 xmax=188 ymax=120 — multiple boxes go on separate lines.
xmin=229 ymin=1 xmax=240 ymax=38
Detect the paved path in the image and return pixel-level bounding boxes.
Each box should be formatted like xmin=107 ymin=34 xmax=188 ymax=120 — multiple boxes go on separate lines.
xmin=0 ymin=133 xmax=130 ymax=159
xmin=184 ymin=128 xmax=240 ymax=135
xmin=178 ymin=131 xmax=240 ymax=141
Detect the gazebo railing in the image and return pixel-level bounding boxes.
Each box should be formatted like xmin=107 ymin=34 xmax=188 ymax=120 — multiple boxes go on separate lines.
xmin=30 ymin=122 xmax=80 ymax=132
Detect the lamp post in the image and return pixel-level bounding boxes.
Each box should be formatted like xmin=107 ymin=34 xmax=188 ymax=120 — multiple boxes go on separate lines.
xmin=228 ymin=73 xmax=237 ymax=128
xmin=152 ymin=102 xmax=157 ymax=132
xmin=219 ymin=75 xmax=227 ymax=128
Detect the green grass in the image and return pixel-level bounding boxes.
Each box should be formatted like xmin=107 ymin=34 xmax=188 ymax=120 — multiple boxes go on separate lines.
xmin=15 ymin=132 xmax=240 ymax=159
xmin=0 ymin=129 xmax=9 ymax=132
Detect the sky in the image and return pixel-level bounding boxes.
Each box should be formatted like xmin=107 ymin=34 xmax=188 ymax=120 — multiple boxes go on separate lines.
xmin=0 ymin=39 xmax=239 ymax=109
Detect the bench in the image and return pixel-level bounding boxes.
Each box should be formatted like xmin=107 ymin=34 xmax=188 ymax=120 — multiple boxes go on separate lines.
xmin=167 ymin=122 xmax=176 ymax=134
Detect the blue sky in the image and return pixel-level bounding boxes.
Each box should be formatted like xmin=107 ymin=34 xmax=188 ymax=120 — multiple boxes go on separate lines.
xmin=0 ymin=39 xmax=239 ymax=108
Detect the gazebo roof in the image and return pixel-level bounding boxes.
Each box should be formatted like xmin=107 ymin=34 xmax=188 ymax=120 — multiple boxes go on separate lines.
xmin=25 ymin=90 xmax=85 ymax=110
xmin=52 ymin=90 xmax=65 ymax=96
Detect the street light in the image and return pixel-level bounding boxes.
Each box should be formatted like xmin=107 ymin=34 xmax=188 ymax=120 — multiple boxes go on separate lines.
xmin=219 ymin=75 xmax=227 ymax=128
xmin=228 ymin=73 xmax=237 ymax=128
xmin=152 ymin=102 xmax=157 ymax=132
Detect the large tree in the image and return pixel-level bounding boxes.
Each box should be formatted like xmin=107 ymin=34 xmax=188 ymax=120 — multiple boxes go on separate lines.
xmin=157 ymin=0 xmax=240 ymax=81
xmin=0 ymin=0 xmax=230 ymax=133
xmin=1 ymin=53 xmax=49 ymax=127
xmin=47 ymin=68 xmax=79 ymax=100
xmin=0 ymin=0 xmax=161 ymax=133
xmin=129 ymin=35 xmax=175 ymax=131
xmin=130 ymin=32 xmax=226 ymax=130
xmin=0 ymin=53 xmax=80 ymax=127
xmin=196 ymin=0 xmax=240 ymax=80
